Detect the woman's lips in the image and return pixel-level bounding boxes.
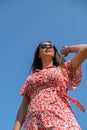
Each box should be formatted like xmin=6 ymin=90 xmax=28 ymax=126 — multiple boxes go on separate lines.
xmin=45 ymin=49 xmax=52 ymax=53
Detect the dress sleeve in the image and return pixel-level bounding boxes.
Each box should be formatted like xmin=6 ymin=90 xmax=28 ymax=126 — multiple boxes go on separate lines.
xmin=64 ymin=59 xmax=82 ymax=90
xmin=19 ymin=75 xmax=33 ymax=97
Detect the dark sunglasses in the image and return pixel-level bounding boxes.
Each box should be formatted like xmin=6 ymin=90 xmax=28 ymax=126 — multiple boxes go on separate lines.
xmin=39 ymin=43 xmax=54 ymax=49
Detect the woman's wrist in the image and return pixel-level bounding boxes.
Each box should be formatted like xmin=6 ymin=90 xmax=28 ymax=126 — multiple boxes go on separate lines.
xmin=67 ymin=46 xmax=70 ymax=53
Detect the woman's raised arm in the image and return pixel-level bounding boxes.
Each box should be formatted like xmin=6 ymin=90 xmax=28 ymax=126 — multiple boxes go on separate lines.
xmin=61 ymin=44 xmax=87 ymax=70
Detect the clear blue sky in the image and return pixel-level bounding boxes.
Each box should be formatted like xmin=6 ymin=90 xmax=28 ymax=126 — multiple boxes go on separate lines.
xmin=0 ymin=0 xmax=87 ymax=130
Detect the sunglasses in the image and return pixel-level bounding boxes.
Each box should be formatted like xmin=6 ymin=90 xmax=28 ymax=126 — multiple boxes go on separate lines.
xmin=39 ymin=43 xmax=54 ymax=49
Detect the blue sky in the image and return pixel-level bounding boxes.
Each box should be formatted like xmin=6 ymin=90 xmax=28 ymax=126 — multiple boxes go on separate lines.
xmin=0 ymin=0 xmax=87 ymax=130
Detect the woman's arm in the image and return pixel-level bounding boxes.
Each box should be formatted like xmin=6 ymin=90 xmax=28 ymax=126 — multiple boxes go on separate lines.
xmin=61 ymin=44 xmax=87 ymax=69
xmin=13 ymin=96 xmax=30 ymax=130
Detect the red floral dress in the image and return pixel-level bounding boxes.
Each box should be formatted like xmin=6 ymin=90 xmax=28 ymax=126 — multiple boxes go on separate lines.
xmin=19 ymin=59 xmax=84 ymax=130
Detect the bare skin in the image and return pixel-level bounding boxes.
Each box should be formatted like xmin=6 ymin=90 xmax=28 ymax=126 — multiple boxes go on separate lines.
xmin=61 ymin=44 xmax=87 ymax=69
xmin=39 ymin=42 xmax=55 ymax=68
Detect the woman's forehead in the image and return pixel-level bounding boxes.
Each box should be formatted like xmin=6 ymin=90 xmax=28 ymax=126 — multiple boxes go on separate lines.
xmin=42 ymin=42 xmax=49 ymax=44
xmin=40 ymin=41 xmax=51 ymax=45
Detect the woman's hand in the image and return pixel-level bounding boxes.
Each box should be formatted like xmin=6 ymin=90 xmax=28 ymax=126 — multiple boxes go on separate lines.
xmin=60 ymin=46 xmax=70 ymax=57
xmin=60 ymin=44 xmax=87 ymax=69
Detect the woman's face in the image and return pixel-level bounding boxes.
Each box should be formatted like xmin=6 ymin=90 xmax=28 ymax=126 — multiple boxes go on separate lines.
xmin=39 ymin=42 xmax=55 ymax=60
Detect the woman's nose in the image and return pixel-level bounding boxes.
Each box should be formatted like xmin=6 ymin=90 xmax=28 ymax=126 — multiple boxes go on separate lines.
xmin=46 ymin=45 xmax=50 ymax=48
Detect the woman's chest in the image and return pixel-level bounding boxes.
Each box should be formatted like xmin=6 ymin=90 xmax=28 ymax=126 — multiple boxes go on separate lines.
xmin=29 ymin=67 xmax=68 ymax=87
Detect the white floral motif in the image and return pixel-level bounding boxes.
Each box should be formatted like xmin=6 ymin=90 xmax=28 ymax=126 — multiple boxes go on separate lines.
xmin=20 ymin=59 xmax=82 ymax=130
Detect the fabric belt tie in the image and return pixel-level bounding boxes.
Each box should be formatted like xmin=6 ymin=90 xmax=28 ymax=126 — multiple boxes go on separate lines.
xmin=57 ymin=90 xmax=85 ymax=112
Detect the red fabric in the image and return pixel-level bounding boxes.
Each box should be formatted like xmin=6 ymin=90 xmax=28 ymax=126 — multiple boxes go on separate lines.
xmin=19 ymin=59 xmax=83 ymax=130
xmin=57 ymin=90 xmax=85 ymax=112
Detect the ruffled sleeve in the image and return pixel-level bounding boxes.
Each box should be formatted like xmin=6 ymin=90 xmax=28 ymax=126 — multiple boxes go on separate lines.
xmin=19 ymin=75 xmax=33 ymax=97
xmin=64 ymin=59 xmax=82 ymax=90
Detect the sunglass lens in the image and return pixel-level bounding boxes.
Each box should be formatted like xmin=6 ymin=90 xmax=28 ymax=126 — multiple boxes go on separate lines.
xmin=49 ymin=44 xmax=54 ymax=48
xmin=40 ymin=44 xmax=47 ymax=49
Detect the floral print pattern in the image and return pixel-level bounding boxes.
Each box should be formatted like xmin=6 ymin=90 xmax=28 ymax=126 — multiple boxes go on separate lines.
xmin=20 ymin=59 xmax=83 ymax=130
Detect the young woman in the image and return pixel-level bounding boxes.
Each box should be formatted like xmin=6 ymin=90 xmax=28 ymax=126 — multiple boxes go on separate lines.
xmin=13 ymin=41 xmax=87 ymax=130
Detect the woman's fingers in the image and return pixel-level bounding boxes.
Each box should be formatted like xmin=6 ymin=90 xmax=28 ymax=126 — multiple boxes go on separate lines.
xmin=60 ymin=46 xmax=69 ymax=57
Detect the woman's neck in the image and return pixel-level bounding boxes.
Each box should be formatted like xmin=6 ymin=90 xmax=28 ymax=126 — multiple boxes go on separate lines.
xmin=42 ymin=59 xmax=53 ymax=68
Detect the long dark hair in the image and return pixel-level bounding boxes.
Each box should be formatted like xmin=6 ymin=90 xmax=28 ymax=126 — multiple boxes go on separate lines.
xmin=31 ymin=41 xmax=65 ymax=72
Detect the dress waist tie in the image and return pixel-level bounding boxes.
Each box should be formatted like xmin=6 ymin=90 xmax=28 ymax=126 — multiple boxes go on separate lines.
xmin=57 ymin=90 xmax=85 ymax=112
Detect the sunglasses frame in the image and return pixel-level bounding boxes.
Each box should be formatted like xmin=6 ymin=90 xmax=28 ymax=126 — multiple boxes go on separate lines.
xmin=39 ymin=43 xmax=54 ymax=49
